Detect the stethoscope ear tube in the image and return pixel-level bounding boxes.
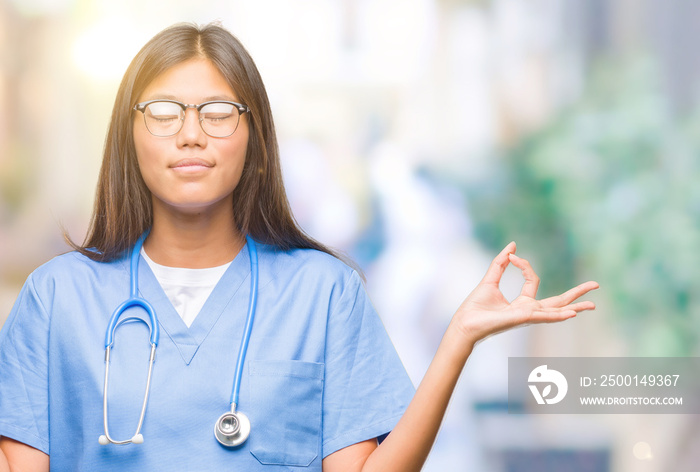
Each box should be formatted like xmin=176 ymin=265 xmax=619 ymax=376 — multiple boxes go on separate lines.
xmin=100 ymin=343 xmax=156 ymax=445
xmin=99 ymin=231 xmax=159 ymax=446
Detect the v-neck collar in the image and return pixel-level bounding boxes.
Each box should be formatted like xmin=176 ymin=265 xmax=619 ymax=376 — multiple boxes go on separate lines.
xmin=134 ymin=242 xmax=251 ymax=365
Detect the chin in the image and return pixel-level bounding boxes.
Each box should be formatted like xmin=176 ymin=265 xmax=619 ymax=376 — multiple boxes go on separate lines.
xmin=158 ymin=195 xmax=234 ymax=215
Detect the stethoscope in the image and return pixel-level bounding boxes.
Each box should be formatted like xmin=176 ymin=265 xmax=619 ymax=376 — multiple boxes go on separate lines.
xmin=98 ymin=231 xmax=258 ymax=448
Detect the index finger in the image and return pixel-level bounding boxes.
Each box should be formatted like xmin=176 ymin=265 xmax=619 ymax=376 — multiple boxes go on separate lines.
xmin=508 ymin=253 xmax=540 ymax=299
xmin=481 ymin=241 xmax=517 ymax=286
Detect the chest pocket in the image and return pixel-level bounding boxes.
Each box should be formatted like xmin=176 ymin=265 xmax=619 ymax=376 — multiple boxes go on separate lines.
xmin=248 ymin=360 xmax=324 ymax=467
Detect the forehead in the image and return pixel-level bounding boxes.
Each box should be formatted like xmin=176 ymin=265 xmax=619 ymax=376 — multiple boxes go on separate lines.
xmin=138 ymin=58 xmax=238 ymax=102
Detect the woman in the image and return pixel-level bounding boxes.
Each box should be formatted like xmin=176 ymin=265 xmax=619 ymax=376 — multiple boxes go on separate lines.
xmin=0 ymin=23 xmax=598 ymax=471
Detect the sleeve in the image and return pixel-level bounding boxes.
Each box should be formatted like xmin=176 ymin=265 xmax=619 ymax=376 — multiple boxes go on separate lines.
xmin=322 ymin=270 xmax=415 ymax=458
xmin=0 ymin=275 xmax=51 ymax=454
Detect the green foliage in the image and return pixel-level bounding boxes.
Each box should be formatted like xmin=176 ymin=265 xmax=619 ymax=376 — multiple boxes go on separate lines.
xmin=466 ymin=58 xmax=700 ymax=355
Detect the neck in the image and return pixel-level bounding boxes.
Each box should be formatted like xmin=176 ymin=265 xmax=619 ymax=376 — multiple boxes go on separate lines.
xmin=143 ymin=199 xmax=245 ymax=268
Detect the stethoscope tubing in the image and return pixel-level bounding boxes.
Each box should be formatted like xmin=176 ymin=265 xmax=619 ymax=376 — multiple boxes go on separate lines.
xmin=230 ymin=235 xmax=258 ymax=412
xmin=104 ymin=231 xmax=159 ymax=348
xmin=100 ymin=231 xmax=258 ymax=446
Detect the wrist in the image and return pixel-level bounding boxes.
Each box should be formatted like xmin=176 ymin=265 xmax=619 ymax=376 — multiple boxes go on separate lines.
xmin=438 ymin=319 xmax=477 ymax=366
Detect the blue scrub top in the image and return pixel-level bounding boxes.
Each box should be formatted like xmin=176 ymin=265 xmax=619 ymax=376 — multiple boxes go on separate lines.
xmin=0 ymin=241 xmax=415 ymax=470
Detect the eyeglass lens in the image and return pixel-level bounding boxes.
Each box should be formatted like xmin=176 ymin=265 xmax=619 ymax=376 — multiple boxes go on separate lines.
xmin=143 ymin=101 xmax=241 ymax=137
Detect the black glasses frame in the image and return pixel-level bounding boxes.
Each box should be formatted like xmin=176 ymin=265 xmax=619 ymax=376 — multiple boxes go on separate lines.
xmin=133 ymin=99 xmax=251 ymax=137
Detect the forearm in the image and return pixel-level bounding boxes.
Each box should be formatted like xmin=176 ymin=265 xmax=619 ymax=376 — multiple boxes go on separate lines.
xmin=361 ymin=321 xmax=475 ymax=472
xmin=0 ymin=438 xmax=49 ymax=472
xmin=325 ymin=246 xmax=598 ymax=472
xmin=0 ymin=446 xmax=9 ymax=472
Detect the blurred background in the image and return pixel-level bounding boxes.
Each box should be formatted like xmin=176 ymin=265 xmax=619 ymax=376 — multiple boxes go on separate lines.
xmin=1 ymin=0 xmax=699 ymax=470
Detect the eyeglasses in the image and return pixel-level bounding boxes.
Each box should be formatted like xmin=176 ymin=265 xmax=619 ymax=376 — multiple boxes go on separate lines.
xmin=133 ymin=99 xmax=250 ymax=138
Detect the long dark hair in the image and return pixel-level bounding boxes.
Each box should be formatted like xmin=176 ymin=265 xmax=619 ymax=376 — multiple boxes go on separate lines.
xmin=68 ymin=22 xmax=341 ymax=264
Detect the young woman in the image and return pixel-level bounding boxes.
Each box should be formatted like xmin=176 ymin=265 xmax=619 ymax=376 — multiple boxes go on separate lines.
xmin=0 ymin=23 xmax=598 ymax=471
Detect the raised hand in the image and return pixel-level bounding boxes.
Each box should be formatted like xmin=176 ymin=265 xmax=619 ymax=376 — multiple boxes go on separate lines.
xmin=324 ymin=241 xmax=600 ymax=472
xmin=451 ymin=241 xmax=599 ymax=346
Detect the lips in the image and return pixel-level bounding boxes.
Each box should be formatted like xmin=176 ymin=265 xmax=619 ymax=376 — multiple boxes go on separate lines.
xmin=171 ymin=158 xmax=214 ymax=169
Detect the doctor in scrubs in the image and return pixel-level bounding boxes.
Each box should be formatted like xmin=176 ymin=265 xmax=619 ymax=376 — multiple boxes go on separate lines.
xmin=0 ymin=23 xmax=598 ymax=471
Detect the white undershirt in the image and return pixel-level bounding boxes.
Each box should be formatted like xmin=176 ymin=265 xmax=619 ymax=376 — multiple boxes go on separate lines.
xmin=141 ymin=249 xmax=231 ymax=328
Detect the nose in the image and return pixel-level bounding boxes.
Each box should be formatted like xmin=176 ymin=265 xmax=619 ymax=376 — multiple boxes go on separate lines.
xmin=176 ymin=107 xmax=207 ymax=146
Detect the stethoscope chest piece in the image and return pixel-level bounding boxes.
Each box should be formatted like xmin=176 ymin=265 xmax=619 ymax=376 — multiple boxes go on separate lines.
xmin=215 ymin=410 xmax=250 ymax=447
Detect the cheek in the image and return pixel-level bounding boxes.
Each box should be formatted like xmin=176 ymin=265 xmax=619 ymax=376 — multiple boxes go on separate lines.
xmin=222 ymin=128 xmax=249 ymax=174
xmin=133 ymin=124 xmax=149 ymax=165
xmin=132 ymin=127 xmax=161 ymax=187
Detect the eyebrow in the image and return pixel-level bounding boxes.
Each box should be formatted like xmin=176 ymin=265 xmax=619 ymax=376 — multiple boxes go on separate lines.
xmin=143 ymin=94 xmax=239 ymax=102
